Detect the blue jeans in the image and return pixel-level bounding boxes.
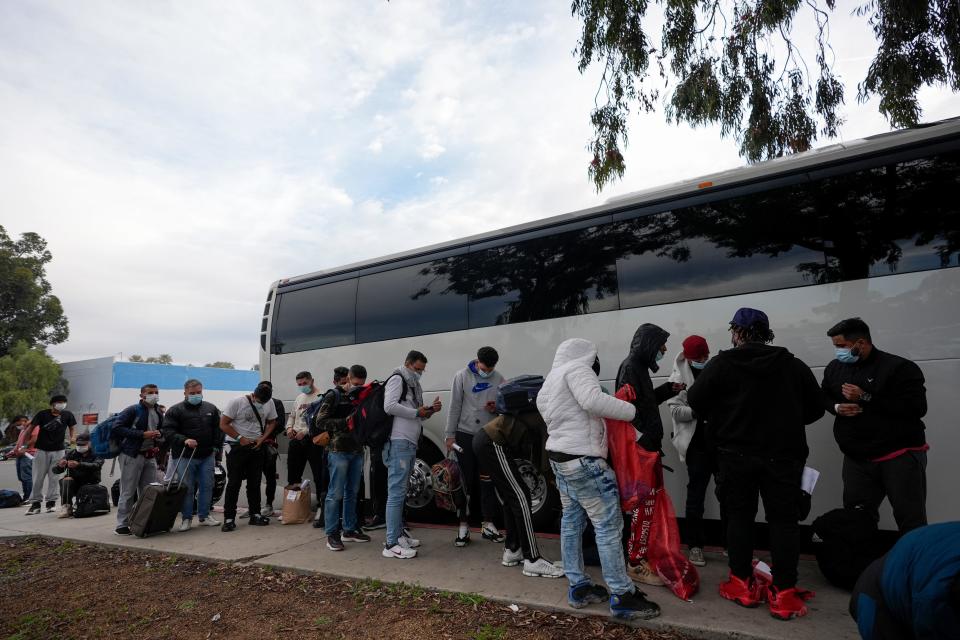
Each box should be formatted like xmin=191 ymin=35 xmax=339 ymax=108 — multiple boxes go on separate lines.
xmin=16 ymin=456 xmax=33 ymax=500
xmin=382 ymin=439 xmax=417 ymax=547
xmin=325 ymin=451 xmax=363 ymax=535
xmin=551 ymin=457 xmax=633 ymax=596
xmin=169 ymin=451 xmax=214 ymax=520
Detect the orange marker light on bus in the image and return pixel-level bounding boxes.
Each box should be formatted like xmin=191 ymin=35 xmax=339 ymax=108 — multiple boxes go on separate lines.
xmin=698 ymin=181 xmax=714 ymax=189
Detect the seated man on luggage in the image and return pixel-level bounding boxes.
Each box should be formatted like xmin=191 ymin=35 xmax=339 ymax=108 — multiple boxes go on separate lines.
xmin=52 ymin=433 xmax=104 ymax=518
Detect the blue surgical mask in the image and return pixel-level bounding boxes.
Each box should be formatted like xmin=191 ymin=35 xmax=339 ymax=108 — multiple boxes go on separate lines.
xmin=690 ymin=359 xmax=707 ymax=370
xmin=835 ymin=348 xmax=859 ymax=364
xmin=299 ymin=384 xmax=312 ymax=394
xmin=477 ymin=369 xmax=491 ymax=379
xmin=187 ymin=394 xmax=203 ymax=405
xmin=655 ymin=351 xmax=665 ymax=362
xmin=413 ymin=371 xmax=423 ymax=379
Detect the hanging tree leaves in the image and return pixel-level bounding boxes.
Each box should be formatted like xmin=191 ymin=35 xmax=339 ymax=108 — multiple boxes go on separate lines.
xmin=573 ymin=0 xmax=960 ymax=191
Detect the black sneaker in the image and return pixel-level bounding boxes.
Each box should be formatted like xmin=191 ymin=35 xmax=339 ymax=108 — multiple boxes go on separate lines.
xmin=362 ymin=515 xmax=386 ymax=531
xmin=249 ymin=514 xmax=270 ymax=526
xmin=114 ymin=526 xmax=132 ymax=536
xmin=342 ymin=530 xmax=371 ymax=543
xmin=327 ymin=534 xmax=345 ymax=551
xmin=455 ymin=532 xmax=470 ymax=547
xmin=568 ymin=581 xmax=608 ymax=609
xmin=24 ymin=502 xmax=41 ymax=516
xmin=609 ymin=588 xmax=660 ymax=620
xmin=312 ymin=519 xmax=325 ymax=529
xmin=45 ymin=501 xmax=56 ymax=513
xmin=221 ymin=520 xmax=237 ymax=532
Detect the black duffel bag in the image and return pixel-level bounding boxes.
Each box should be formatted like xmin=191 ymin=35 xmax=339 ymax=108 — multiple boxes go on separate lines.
xmin=75 ymin=484 xmax=111 ymax=518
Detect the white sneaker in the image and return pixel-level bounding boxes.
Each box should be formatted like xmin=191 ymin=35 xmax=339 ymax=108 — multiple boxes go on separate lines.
xmin=56 ymin=504 xmax=72 ymax=519
xmin=522 ymin=557 xmax=565 ymax=578
xmin=398 ymin=535 xmax=421 ymax=549
xmin=179 ymin=518 xmax=192 ymax=532
xmin=502 ymin=547 xmax=523 ymax=567
xmin=199 ymin=516 xmax=221 ymax=527
xmin=382 ymin=543 xmax=417 ymax=559
xmin=688 ymin=546 xmax=706 ymax=567
xmin=261 ymin=505 xmax=273 ymax=517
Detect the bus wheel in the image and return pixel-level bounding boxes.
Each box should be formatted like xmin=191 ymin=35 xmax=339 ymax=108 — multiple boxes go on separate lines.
xmin=405 ymin=437 xmax=442 ymax=511
xmin=514 ymin=458 xmax=560 ymax=532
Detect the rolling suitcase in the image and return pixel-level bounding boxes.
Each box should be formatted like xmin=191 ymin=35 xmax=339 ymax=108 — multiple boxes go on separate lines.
xmin=129 ymin=449 xmax=195 ymax=538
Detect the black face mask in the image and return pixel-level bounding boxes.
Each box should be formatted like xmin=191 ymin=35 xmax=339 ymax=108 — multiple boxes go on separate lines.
xmin=592 ymin=357 xmax=601 ymax=376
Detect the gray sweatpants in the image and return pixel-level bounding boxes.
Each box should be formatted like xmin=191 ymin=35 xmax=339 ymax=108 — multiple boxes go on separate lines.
xmin=30 ymin=450 xmax=64 ymax=504
xmin=116 ymin=453 xmax=159 ymax=528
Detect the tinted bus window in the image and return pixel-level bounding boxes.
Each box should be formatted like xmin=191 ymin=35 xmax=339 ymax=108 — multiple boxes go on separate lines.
xmin=815 ymin=153 xmax=960 ymax=280
xmin=617 ymin=182 xmax=826 ymax=309
xmin=466 ymin=225 xmax=620 ymax=327
xmin=273 ymin=279 xmax=357 ymax=353
xmin=356 ymin=258 xmax=467 ymax=343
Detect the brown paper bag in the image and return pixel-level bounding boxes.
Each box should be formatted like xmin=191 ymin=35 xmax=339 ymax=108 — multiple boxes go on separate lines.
xmin=281 ymin=483 xmax=312 ymax=525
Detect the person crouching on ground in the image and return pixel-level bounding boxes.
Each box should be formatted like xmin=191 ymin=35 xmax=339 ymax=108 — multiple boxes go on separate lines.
xmin=537 ymin=338 xmax=660 ymax=621
xmin=52 ymin=433 xmax=103 ymax=518
xmin=687 ymin=308 xmax=824 ymax=620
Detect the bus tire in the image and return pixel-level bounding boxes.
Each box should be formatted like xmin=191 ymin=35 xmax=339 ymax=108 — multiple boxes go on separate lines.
xmin=514 ymin=458 xmax=561 ymax=532
xmin=405 ymin=436 xmax=443 ymax=513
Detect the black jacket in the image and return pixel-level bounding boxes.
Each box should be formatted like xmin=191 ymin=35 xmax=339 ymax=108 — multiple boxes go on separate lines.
xmin=615 ymin=323 xmax=676 ymax=451
xmin=310 ymin=387 xmax=359 ymax=453
xmin=113 ymin=402 xmax=165 ymax=458
xmin=161 ymin=401 xmax=223 ymax=459
xmin=687 ymin=343 xmax=824 ymax=461
xmin=52 ymin=449 xmax=103 ymax=485
xmin=821 ymin=348 xmax=927 ymax=461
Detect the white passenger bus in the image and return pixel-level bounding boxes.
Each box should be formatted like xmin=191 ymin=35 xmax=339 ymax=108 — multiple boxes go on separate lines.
xmin=260 ymin=117 xmax=960 ymax=534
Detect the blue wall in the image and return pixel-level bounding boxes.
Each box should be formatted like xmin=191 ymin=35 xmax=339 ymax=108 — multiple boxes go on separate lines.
xmin=111 ymin=362 xmax=260 ymax=391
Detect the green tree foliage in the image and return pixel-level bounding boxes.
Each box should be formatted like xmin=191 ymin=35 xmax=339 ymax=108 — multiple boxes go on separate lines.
xmin=0 ymin=341 xmax=62 ymax=419
xmin=129 ymin=354 xmax=173 ymax=364
xmin=0 ymin=226 xmax=69 ymax=357
xmin=572 ymin=0 xmax=959 ymax=190
xmin=204 ymin=361 xmax=235 ymax=369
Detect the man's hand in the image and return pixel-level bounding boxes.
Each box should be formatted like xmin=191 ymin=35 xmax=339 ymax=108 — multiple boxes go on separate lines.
xmin=485 ymin=400 xmax=497 ymax=413
xmin=445 ymin=437 xmax=456 ymax=452
xmin=144 ymin=430 xmax=161 ymax=439
xmin=57 ymin=459 xmax=68 ymax=468
xmin=841 ymin=384 xmax=865 ymax=401
xmin=252 ymin=436 xmax=266 ymax=450
xmin=837 ymin=403 xmax=863 ymax=417
xmin=67 ymin=460 xmax=79 ymax=469
xmin=432 ymin=397 xmax=442 ymax=413
xmin=417 ymin=406 xmax=431 ymax=418
xmin=312 ymin=432 xmax=330 ymax=447
xmin=185 ymin=438 xmax=198 ymax=449
xmin=672 ymin=382 xmax=687 ymax=393
xmin=286 ymin=428 xmax=296 ymax=439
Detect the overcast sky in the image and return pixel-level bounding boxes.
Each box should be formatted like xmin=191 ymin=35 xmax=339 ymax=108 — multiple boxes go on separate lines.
xmin=2 ymin=1 xmax=957 ymax=370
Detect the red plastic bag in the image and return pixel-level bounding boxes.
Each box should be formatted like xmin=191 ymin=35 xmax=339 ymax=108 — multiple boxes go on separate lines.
xmin=647 ymin=488 xmax=700 ymax=601
xmin=605 ymin=385 xmax=658 ymax=512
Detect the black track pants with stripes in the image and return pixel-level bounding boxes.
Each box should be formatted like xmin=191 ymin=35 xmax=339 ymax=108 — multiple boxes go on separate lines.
xmin=473 ymin=429 xmax=540 ymax=562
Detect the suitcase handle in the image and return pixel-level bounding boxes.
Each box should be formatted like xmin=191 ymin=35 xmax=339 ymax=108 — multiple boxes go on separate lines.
xmin=166 ymin=446 xmax=197 ymax=492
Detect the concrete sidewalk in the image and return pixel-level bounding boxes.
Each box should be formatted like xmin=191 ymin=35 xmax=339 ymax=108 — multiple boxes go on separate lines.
xmin=0 ymin=507 xmax=859 ymax=640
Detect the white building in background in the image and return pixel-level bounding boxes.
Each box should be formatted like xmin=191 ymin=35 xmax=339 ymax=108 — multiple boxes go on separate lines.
xmin=60 ymin=357 xmax=260 ymax=430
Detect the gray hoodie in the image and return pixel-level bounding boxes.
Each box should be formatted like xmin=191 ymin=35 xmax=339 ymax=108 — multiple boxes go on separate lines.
xmin=384 ymin=365 xmax=425 ymax=446
xmin=444 ymin=360 xmax=505 ymax=438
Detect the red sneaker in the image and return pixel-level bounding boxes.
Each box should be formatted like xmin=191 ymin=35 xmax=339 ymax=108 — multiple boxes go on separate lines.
xmin=767 ymin=586 xmax=809 ymax=620
xmin=719 ymin=573 xmax=763 ymax=608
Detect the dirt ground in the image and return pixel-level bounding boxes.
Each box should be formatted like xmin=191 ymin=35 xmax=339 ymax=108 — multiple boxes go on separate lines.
xmin=0 ymin=537 xmax=691 ymax=640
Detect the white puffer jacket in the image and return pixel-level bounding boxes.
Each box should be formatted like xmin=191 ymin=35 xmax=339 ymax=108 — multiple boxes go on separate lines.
xmin=666 ymin=350 xmax=698 ymax=462
xmin=538 ymin=338 xmax=637 ymax=458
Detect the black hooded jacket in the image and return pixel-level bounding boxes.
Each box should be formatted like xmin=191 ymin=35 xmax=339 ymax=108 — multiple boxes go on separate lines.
xmin=615 ymin=323 xmax=676 ymax=452
xmin=686 ymin=343 xmax=824 ymax=461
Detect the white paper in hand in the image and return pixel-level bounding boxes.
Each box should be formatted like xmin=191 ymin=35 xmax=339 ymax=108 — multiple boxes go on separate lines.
xmin=802 ymin=466 xmax=820 ymax=494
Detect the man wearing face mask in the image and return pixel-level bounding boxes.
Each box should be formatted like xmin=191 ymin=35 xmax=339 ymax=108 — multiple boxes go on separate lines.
xmin=822 ymin=318 xmax=928 ymax=535
xmin=614 ymin=323 xmax=682 ymax=585
xmin=688 ymin=308 xmax=824 ymax=620
xmin=162 ymin=379 xmax=223 ymax=531
xmin=219 ymin=382 xmax=278 ymax=532
xmin=112 ymin=384 xmax=166 ymax=535
xmin=25 ymin=395 xmax=77 ymax=515
xmin=444 ymin=346 xmax=506 ymax=547
xmin=666 ymin=335 xmax=723 ymax=567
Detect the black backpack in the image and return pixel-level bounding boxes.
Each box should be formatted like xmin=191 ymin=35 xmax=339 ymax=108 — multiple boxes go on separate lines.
xmin=349 ymin=374 xmax=408 ymax=449
xmin=74 ymin=484 xmax=111 ymax=518
xmin=0 ymin=489 xmax=23 ymax=508
xmin=811 ymin=507 xmax=891 ymax=590
xmin=495 ymin=375 xmax=544 ymax=414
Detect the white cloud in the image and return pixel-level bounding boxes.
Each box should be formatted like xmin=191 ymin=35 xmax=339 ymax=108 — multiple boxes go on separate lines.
xmin=0 ymin=1 xmax=956 ymax=370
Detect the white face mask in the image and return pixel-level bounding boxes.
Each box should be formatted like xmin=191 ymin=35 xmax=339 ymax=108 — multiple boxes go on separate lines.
xmin=76 ymin=446 xmax=89 ymax=453
xmin=53 ymin=403 xmax=67 ymax=411
xmin=144 ymin=394 xmax=159 ymax=405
